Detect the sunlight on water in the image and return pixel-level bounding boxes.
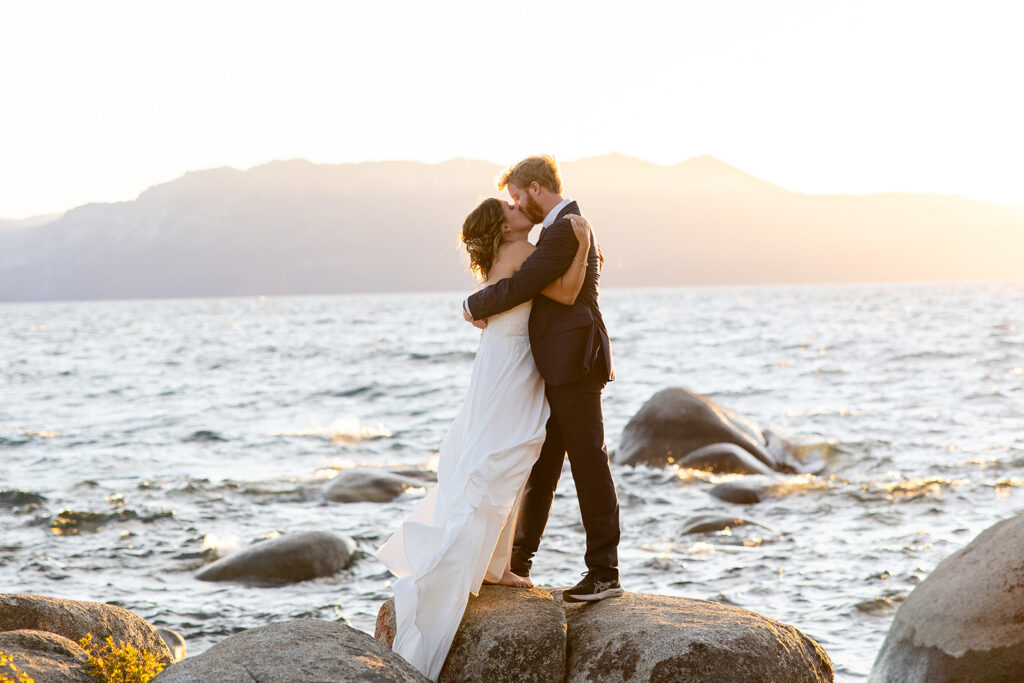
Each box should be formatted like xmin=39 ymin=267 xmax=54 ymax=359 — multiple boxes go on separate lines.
xmin=671 ymin=466 xmax=723 ymax=483
xmin=764 ymin=474 xmax=834 ymax=497
xmin=687 ymin=542 xmax=717 ymax=555
xmin=872 ymin=477 xmax=970 ymax=498
xmin=267 ymin=416 xmax=393 ymax=443
xmin=200 ymin=533 xmax=241 ymax=555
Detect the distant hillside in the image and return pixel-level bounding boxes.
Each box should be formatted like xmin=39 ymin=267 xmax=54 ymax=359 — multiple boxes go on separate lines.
xmin=0 ymin=213 xmax=64 ymax=230
xmin=1 ymin=155 xmax=1021 ymax=302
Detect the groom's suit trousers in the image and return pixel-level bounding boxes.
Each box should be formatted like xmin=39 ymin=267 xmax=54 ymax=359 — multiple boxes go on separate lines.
xmin=511 ymin=354 xmax=619 ymax=574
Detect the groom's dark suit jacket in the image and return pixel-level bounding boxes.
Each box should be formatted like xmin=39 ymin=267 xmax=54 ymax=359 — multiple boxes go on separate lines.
xmin=467 ymin=201 xmax=614 ymax=386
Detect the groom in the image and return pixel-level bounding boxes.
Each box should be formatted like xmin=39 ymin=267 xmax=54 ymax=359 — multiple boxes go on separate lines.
xmin=463 ymin=156 xmax=622 ymax=602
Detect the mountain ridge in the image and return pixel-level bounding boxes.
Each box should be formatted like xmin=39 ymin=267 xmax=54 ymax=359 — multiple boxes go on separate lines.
xmin=1 ymin=155 xmax=1020 ymax=302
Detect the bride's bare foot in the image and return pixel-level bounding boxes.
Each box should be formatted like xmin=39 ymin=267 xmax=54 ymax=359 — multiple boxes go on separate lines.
xmin=483 ymin=570 xmax=533 ymax=588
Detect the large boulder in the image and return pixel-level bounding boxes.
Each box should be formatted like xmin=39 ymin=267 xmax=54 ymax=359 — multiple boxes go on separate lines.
xmin=195 ymin=530 xmax=356 ymax=585
xmin=564 ymin=591 xmax=832 ymax=682
xmin=155 ymin=619 xmax=427 ymax=682
xmin=616 ymin=388 xmax=796 ymax=472
xmin=376 ymin=586 xmax=566 ymax=682
xmin=324 ymin=468 xmax=435 ymax=503
xmin=869 ymin=514 xmax=1024 ymax=682
xmin=0 ymin=629 xmax=92 ymax=683
xmin=0 ymin=593 xmax=172 ymax=661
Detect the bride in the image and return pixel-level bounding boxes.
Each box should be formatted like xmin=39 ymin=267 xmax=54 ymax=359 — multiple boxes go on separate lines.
xmin=376 ymin=197 xmax=593 ymax=680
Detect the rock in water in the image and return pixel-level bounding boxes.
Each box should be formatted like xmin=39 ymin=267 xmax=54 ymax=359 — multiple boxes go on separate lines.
xmin=376 ymin=586 xmax=566 ymax=682
xmin=154 ymin=619 xmax=427 ymax=682
xmin=681 ymin=515 xmax=761 ymax=534
xmin=0 ymin=629 xmax=92 ymax=683
xmin=156 ymin=627 xmax=187 ymax=663
xmin=710 ymin=481 xmax=764 ymax=504
xmin=869 ymin=513 xmax=1024 ymax=682
xmin=195 ymin=531 xmax=356 ymax=585
xmin=0 ymin=593 xmax=172 ymax=661
xmin=324 ymin=468 xmax=434 ymax=503
xmin=182 ymin=430 xmax=226 ymax=442
xmin=678 ymin=443 xmax=775 ymax=476
xmin=615 ymin=388 xmax=787 ymax=472
xmin=0 ymin=489 xmax=46 ymax=508
xmin=564 ymin=591 xmax=832 ymax=682
xmin=680 ymin=515 xmax=777 ymax=547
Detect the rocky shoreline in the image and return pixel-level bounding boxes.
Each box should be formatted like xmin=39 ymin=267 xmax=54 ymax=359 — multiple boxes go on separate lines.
xmin=0 ymin=588 xmax=833 ymax=682
xmin=6 ymin=529 xmax=1024 ymax=681
xmin=5 ymin=388 xmax=1022 ymax=681
xmin=376 ymin=587 xmax=832 ymax=682
xmin=8 ymin=508 xmax=1024 ymax=681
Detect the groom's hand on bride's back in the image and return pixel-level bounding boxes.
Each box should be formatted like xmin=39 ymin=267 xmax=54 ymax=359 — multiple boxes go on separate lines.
xmin=463 ymin=302 xmax=487 ymax=329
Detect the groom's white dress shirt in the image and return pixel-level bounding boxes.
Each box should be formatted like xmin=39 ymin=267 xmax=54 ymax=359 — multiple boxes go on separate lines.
xmin=542 ymin=197 xmax=573 ymax=229
xmin=463 ymin=198 xmax=574 ymax=319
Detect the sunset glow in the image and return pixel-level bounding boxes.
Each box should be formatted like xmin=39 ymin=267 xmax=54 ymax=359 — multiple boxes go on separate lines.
xmin=1 ymin=0 xmax=1022 ymax=218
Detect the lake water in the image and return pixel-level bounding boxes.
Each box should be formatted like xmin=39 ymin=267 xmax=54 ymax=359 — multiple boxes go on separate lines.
xmin=2 ymin=283 xmax=1022 ymax=680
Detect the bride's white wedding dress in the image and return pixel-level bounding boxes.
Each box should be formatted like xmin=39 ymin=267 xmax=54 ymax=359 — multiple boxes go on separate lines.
xmin=376 ymin=300 xmax=549 ymax=681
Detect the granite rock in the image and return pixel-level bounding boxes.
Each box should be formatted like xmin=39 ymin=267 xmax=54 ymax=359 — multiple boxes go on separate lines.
xmin=195 ymin=530 xmax=356 ymax=585
xmin=564 ymin=591 xmax=832 ymax=682
xmin=376 ymin=585 xmax=566 ymax=682
xmin=0 ymin=593 xmax=171 ymax=661
xmin=869 ymin=513 xmax=1024 ymax=682
xmin=0 ymin=629 xmax=92 ymax=683
xmin=155 ymin=619 xmax=427 ymax=682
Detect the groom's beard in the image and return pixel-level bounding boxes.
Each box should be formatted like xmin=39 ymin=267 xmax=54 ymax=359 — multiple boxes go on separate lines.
xmin=521 ymin=194 xmax=546 ymax=224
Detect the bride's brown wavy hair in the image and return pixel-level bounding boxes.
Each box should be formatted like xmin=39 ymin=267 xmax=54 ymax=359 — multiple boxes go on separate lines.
xmin=461 ymin=198 xmax=506 ymax=281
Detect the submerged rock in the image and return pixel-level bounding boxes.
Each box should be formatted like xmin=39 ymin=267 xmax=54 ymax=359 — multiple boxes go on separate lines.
xmin=710 ymin=481 xmax=764 ymax=504
xmin=678 ymin=443 xmax=775 ymax=475
xmin=0 ymin=489 xmax=46 ymax=509
xmin=869 ymin=513 xmax=1024 ymax=682
xmin=324 ymin=468 xmax=435 ymax=503
xmin=0 ymin=593 xmax=172 ymax=661
xmin=681 ymin=515 xmax=762 ymax=534
xmin=680 ymin=514 xmax=777 ymax=547
xmin=564 ymin=591 xmax=832 ymax=682
xmin=616 ymin=388 xmax=799 ymax=473
xmin=183 ymin=430 xmax=227 ymax=443
xmin=47 ymin=507 xmax=174 ymax=535
xmin=0 ymin=629 xmax=92 ymax=683
xmin=155 ymin=619 xmax=426 ymax=682
xmin=195 ymin=530 xmax=356 ymax=585
xmin=376 ymin=585 xmax=566 ymax=682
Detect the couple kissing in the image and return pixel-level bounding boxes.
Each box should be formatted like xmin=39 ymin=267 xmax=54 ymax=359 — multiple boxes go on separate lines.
xmin=377 ymin=155 xmax=620 ymax=681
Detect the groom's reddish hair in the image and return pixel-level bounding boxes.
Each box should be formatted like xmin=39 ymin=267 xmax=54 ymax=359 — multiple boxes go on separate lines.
xmin=498 ymin=156 xmax=562 ymax=194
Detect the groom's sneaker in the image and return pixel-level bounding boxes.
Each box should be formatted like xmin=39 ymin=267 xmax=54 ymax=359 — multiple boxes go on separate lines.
xmin=562 ymin=569 xmax=623 ymax=602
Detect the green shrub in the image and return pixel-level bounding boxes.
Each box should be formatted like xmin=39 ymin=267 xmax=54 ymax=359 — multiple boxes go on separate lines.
xmin=78 ymin=634 xmax=168 ymax=683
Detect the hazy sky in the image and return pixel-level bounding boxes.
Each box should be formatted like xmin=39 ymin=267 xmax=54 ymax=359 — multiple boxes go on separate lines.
xmin=1 ymin=0 xmax=1022 ymax=218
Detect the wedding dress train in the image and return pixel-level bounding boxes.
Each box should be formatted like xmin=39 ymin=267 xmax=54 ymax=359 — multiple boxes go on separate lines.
xmin=376 ymin=300 xmax=549 ymax=681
